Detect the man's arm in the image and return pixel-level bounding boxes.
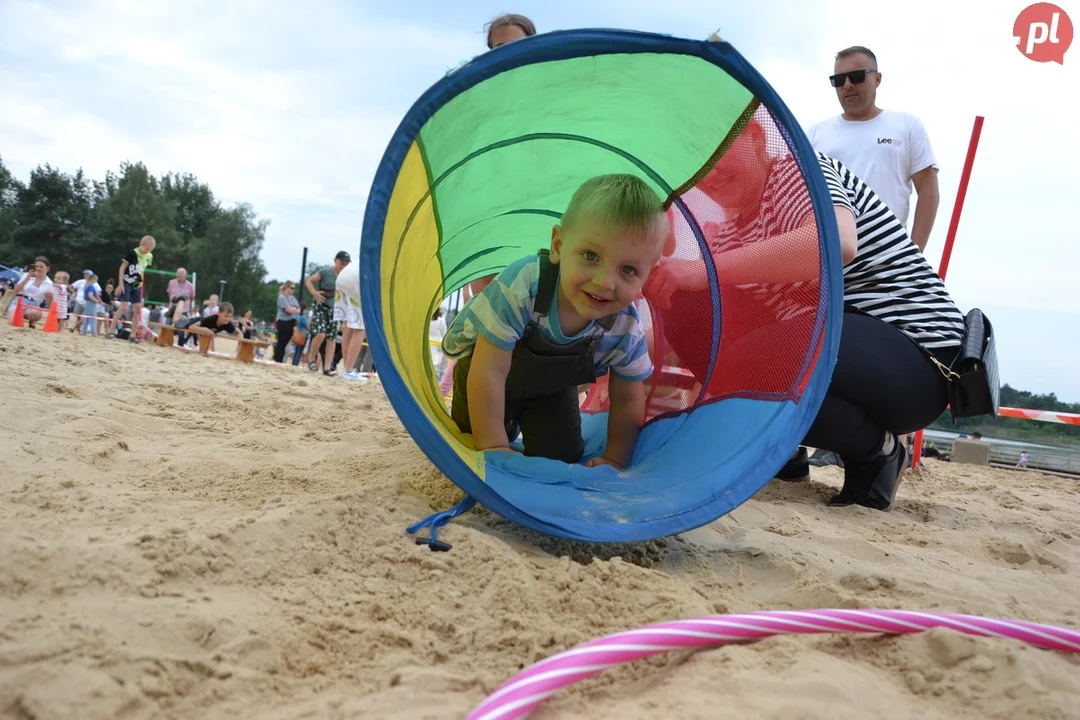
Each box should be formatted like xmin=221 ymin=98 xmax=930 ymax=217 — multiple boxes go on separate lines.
xmin=305 ymin=272 xmax=327 ymax=304
xmin=466 ymin=334 xmax=514 ymax=451
xmin=909 ymin=167 xmax=939 ymax=252
xmin=591 ymin=373 xmax=645 ymax=469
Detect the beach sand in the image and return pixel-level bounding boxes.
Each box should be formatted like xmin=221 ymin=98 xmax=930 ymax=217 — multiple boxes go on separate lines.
xmin=1 ymin=323 xmax=1078 ymax=719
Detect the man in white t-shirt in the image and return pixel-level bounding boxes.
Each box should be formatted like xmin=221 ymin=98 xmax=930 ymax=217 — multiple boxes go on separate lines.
xmin=807 ymin=46 xmax=939 ymax=252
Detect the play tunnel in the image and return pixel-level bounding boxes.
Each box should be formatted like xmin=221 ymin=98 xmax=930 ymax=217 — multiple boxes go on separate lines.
xmin=360 ymin=29 xmax=843 ymax=543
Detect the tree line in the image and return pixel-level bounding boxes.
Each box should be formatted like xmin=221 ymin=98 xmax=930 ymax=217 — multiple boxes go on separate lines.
xmin=932 ymin=384 xmax=1080 ymax=446
xmin=0 ymin=155 xmax=287 ymax=320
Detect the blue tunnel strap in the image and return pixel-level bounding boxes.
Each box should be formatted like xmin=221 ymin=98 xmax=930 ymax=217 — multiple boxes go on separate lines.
xmin=406 ymin=496 xmax=478 ymax=550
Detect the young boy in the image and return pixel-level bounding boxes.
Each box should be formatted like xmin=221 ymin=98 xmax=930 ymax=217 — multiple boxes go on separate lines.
xmin=441 ymin=174 xmax=669 ymax=469
xmin=52 ymin=271 xmax=71 ymax=328
xmin=182 ymin=301 xmax=242 ymax=355
xmin=81 ymin=274 xmax=102 ymax=335
xmin=109 ymin=234 xmax=156 ymax=342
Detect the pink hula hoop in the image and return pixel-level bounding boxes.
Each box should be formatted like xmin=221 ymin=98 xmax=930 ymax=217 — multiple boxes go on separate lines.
xmin=467 ymin=609 xmax=1080 ymax=720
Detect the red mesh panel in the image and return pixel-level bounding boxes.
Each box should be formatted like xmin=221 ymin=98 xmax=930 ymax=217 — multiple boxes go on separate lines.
xmin=583 ymin=106 xmax=824 ymax=423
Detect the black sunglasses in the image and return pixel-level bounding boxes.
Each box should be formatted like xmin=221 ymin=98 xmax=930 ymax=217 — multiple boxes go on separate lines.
xmin=829 ymin=69 xmax=876 ymax=87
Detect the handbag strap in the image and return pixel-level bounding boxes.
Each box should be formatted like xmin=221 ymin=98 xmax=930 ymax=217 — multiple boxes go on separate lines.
xmin=928 ymin=354 xmax=961 ymax=382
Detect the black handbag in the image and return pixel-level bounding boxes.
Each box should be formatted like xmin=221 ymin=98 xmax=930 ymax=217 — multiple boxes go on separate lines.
xmin=929 ymin=309 xmax=1000 ymax=421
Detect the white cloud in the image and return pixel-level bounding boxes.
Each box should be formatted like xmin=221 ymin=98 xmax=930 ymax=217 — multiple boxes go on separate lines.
xmin=0 ymin=0 xmax=481 ymax=271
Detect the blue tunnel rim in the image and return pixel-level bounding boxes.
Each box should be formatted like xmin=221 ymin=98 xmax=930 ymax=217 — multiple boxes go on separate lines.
xmin=360 ymin=28 xmax=844 ymax=543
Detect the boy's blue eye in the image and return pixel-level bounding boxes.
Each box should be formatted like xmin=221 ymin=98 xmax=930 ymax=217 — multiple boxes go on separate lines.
xmin=621 ymin=266 xmax=637 ymax=276
xmin=583 ymin=250 xmax=598 ymax=262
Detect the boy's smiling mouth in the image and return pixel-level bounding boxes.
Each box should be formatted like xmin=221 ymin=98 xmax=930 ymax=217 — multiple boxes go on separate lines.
xmin=583 ymin=290 xmax=612 ymax=306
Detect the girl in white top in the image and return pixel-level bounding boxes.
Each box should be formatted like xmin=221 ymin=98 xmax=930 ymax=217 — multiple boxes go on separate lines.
xmin=53 ymin=271 xmax=71 ymax=328
xmin=9 ymin=256 xmax=55 ymax=327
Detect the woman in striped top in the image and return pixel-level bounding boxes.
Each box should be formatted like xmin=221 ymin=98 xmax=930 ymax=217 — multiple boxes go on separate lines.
xmin=647 ymin=116 xmax=964 ymax=511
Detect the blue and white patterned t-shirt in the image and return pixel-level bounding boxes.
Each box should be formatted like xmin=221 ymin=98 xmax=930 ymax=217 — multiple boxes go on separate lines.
xmin=441 ymin=254 xmax=653 ymax=382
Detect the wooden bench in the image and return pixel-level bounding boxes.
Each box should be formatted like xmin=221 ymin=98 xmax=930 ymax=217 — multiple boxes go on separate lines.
xmin=156 ymin=324 xmax=175 ymax=347
xmin=234 ymin=337 xmax=271 ymax=363
xmin=195 ymin=333 xmax=270 ymax=363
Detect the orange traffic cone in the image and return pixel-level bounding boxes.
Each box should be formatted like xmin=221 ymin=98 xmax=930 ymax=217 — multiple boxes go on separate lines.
xmin=42 ymin=303 xmax=59 ymax=333
xmin=11 ymin=297 xmax=24 ymax=327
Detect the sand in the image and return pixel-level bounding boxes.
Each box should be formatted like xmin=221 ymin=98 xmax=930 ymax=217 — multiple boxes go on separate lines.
xmin=1 ymin=323 xmax=1078 ymax=720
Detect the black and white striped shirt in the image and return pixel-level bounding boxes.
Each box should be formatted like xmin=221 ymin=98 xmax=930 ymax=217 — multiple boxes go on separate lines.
xmin=818 ymin=153 xmax=965 ymax=350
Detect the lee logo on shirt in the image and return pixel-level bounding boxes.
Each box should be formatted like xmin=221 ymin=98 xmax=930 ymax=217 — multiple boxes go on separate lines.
xmin=1014 ymin=2 xmax=1073 ymax=64
xmin=877 ymin=138 xmax=892 ymax=144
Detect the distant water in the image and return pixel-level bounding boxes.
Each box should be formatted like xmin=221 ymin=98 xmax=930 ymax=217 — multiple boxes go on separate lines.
xmin=923 ymin=429 xmax=1080 ymax=473
xmin=925 ymin=428 xmax=1061 ymax=450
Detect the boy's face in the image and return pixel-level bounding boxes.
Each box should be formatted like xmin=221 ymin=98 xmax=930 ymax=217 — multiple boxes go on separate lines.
xmin=218 ymin=309 xmax=234 ymax=324
xmin=550 ymin=215 xmax=664 ymax=325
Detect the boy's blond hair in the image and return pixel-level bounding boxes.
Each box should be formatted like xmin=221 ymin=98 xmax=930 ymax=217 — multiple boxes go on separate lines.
xmin=561 ymin=174 xmax=668 ymax=241
xmin=140 ymin=235 xmax=156 ymax=250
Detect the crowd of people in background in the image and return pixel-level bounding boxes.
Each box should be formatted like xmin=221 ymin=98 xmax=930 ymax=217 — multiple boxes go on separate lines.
xmin=1 ymin=242 xmax=382 ymax=380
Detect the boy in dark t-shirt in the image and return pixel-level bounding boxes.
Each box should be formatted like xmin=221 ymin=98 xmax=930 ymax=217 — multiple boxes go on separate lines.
xmin=184 ymin=302 xmax=242 ymax=355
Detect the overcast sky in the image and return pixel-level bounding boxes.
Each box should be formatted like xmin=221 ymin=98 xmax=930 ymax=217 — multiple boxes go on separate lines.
xmin=2 ymin=0 xmax=1077 ymax=401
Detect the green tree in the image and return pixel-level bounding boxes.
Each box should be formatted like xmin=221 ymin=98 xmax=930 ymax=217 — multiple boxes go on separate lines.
xmin=2 ymin=163 xmax=95 ymax=272
xmin=91 ymin=162 xmax=181 ymax=281
xmin=932 ymin=383 xmax=1080 ymax=446
xmin=186 ymin=203 xmax=269 ymax=314
xmin=0 ymin=156 xmax=24 ymax=259
xmin=159 ymin=172 xmax=218 ymax=269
